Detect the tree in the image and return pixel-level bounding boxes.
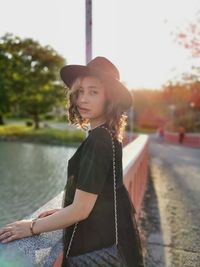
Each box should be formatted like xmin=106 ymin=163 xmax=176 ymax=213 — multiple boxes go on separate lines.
xmin=0 ymin=33 xmax=66 ymax=128
xmin=176 ymin=22 xmax=200 ymax=58
xmin=161 ymin=81 xmax=200 ymax=131
xmin=172 ymin=11 xmax=200 ymax=81
xmin=0 ymin=37 xmax=14 ymax=124
xmin=166 ymin=13 xmax=200 ymax=131
xmin=132 ymin=89 xmax=168 ymax=129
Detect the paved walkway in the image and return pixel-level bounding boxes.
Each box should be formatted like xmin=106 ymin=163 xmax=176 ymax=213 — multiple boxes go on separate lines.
xmin=140 ymin=139 xmax=200 ymax=267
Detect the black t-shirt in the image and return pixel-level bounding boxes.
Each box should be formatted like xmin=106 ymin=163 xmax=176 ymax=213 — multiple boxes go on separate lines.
xmin=62 ymin=123 xmax=123 ymax=206
xmin=61 ymin=123 xmax=140 ymax=265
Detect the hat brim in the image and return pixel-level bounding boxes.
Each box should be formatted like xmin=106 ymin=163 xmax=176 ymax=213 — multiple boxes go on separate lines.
xmin=60 ymin=65 xmax=133 ymax=110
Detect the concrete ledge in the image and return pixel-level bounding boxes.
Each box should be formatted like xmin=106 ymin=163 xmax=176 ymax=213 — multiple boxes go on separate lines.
xmin=123 ymin=134 xmax=149 ymax=175
xmin=164 ymin=131 xmax=200 ymax=148
xmin=0 ymin=192 xmax=64 ymax=267
xmin=0 ymin=134 xmax=149 ymax=267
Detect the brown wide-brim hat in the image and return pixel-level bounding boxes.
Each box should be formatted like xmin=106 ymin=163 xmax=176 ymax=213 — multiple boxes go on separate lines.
xmin=60 ymin=56 xmax=133 ymax=111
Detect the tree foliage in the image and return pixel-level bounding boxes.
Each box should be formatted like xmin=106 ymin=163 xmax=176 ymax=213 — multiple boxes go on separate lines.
xmin=132 ymin=84 xmax=200 ymax=132
xmin=172 ymin=11 xmax=200 ymax=83
xmin=0 ymin=33 xmax=66 ymax=128
xmin=161 ymin=82 xmax=200 ymax=131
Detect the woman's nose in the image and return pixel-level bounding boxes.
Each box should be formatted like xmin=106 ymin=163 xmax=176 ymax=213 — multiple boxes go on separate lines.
xmin=79 ymin=93 xmax=88 ymax=103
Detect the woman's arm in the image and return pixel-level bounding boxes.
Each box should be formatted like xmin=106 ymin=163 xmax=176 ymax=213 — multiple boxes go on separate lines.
xmin=0 ymin=189 xmax=98 ymax=243
xmin=37 ymin=208 xmax=62 ymax=218
xmin=30 ymin=189 xmax=98 ymax=234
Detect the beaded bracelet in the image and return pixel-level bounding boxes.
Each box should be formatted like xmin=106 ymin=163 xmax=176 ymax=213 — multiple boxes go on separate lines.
xmin=30 ymin=218 xmax=40 ymax=236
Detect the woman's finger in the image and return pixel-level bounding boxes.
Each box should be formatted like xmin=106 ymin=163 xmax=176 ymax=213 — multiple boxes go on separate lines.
xmin=37 ymin=210 xmax=56 ymax=218
xmin=37 ymin=211 xmax=48 ymax=218
xmin=0 ymin=231 xmax=11 ymax=241
xmin=5 ymin=222 xmax=16 ymax=226
xmin=0 ymin=226 xmax=12 ymax=235
xmin=37 ymin=213 xmax=44 ymax=218
xmin=1 ymin=234 xmax=17 ymax=244
xmin=0 ymin=220 xmax=32 ymax=244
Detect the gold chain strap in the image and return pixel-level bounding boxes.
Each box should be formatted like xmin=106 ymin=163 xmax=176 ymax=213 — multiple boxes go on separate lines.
xmin=66 ymin=126 xmax=118 ymax=258
xmin=100 ymin=126 xmax=118 ymax=245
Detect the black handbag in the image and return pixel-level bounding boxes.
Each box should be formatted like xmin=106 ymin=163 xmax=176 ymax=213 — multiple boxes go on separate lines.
xmin=65 ymin=126 xmax=127 ymax=267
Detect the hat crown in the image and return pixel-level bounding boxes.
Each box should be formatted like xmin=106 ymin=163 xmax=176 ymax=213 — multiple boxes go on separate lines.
xmin=87 ymin=57 xmax=120 ymax=80
xmin=60 ymin=56 xmax=133 ymax=110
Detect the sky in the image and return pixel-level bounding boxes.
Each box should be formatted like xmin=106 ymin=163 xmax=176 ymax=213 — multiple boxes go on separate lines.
xmin=0 ymin=0 xmax=199 ymax=89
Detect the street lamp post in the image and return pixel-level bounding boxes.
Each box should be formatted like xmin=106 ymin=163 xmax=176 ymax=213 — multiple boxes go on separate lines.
xmin=169 ymin=104 xmax=176 ymax=131
xmin=86 ymin=0 xmax=92 ymax=64
xmin=127 ymin=106 xmax=134 ymax=142
xmin=85 ymin=0 xmax=92 ymax=137
xmin=190 ymin=102 xmax=196 ymax=132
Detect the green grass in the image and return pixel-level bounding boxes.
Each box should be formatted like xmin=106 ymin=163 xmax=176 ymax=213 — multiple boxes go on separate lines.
xmin=0 ymin=124 xmax=85 ymax=146
xmin=133 ymin=125 xmax=156 ymax=134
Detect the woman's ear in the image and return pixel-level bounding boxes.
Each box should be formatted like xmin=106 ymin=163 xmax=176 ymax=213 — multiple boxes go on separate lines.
xmin=105 ymin=99 xmax=112 ymax=111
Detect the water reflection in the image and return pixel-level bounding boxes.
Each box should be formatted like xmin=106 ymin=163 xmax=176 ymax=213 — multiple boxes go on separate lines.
xmin=0 ymin=141 xmax=78 ymax=227
xmin=0 ymin=243 xmax=34 ymax=267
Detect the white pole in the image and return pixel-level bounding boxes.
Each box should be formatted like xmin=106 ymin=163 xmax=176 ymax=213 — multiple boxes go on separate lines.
xmin=85 ymin=0 xmax=93 ymax=136
xmin=128 ymin=106 xmax=134 ymax=142
xmin=86 ymin=0 xmax=92 ymax=64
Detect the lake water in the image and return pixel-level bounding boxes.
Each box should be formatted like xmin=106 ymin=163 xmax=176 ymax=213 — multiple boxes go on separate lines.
xmin=0 ymin=141 xmax=78 ymax=227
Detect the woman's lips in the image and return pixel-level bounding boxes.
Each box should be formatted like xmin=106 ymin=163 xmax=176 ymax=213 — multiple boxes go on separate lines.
xmin=78 ymin=107 xmax=90 ymax=112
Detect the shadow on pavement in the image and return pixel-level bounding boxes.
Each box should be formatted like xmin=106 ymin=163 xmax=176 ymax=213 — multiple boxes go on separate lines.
xmin=139 ymin=166 xmax=167 ymax=267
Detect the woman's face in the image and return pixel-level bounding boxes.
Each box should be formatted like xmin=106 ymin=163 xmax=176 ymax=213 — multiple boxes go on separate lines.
xmin=75 ymin=76 xmax=107 ymax=123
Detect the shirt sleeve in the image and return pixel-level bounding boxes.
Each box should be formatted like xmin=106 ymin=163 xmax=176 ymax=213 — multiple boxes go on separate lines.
xmin=76 ymin=128 xmax=112 ymax=194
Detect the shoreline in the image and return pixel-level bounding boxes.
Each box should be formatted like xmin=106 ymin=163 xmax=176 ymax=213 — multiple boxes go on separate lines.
xmin=0 ymin=124 xmax=85 ymax=147
xmin=0 ymin=135 xmax=83 ymax=147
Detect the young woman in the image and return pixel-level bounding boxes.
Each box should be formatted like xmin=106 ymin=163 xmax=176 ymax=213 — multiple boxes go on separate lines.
xmin=0 ymin=57 xmax=144 ymax=267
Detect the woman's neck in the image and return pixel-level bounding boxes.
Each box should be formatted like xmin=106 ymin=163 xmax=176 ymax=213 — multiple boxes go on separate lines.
xmin=89 ymin=120 xmax=107 ymax=130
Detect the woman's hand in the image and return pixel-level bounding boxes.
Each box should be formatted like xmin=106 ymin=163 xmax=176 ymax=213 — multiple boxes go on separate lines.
xmin=0 ymin=219 xmax=33 ymax=244
xmin=37 ymin=208 xmax=61 ymax=218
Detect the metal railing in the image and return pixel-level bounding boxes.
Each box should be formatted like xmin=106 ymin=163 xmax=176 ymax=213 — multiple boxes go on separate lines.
xmin=164 ymin=131 xmax=200 ymax=148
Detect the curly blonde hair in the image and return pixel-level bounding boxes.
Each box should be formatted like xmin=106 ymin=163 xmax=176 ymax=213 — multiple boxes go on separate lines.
xmin=64 ymin=75 xmax=130 ymax=142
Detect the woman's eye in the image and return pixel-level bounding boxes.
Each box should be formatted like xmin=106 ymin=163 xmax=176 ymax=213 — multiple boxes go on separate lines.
xmin=91 ymin=90 xmax=98 ymax=94
xmin=78 ymin=89 xmax=83 ymax=94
